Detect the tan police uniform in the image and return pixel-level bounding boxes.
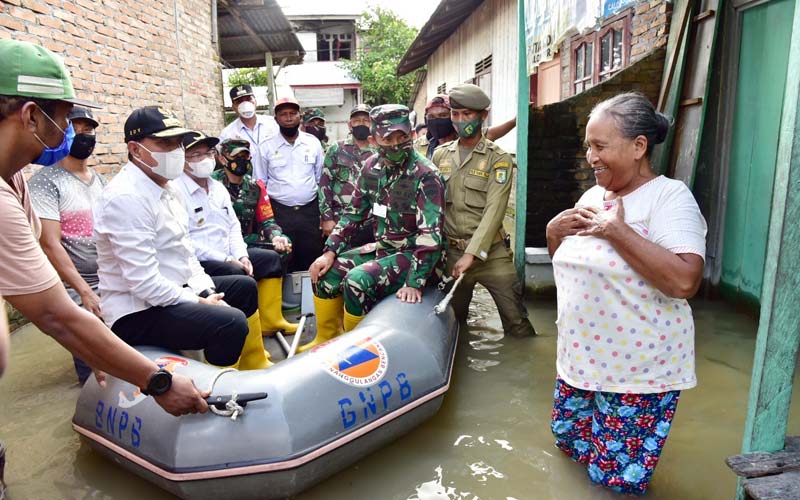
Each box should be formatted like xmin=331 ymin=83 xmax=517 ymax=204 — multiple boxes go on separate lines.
xmin=433 ymin=84 xmax=535 ymax=337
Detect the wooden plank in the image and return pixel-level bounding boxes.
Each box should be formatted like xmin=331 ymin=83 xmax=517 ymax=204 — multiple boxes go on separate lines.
xmin=515 ymin=0 xmax=529 ymax=281
xmin=679 ymin=97 xmax=704 ymax=106
xmin=695 ymin=9 xmax=717 ymax=21
xmin=743 ymin=470 xmax=800 ymax=500
xmin=668 ymin=0 xmax=724 ymax=187
xmin=658 ymin=0 xmax=695 ymax=111
xmin=727 ymin=450 xmax=800 ymax=478
xmin=652 ymin=0 xmax=694 ymax=175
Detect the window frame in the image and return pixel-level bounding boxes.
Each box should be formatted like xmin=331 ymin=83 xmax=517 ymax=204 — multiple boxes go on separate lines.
xmin=568 ymin=9 xmax=633 ymax=96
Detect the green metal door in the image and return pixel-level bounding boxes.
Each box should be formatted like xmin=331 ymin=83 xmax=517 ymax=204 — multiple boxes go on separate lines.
xmin=721 ymin=0 xmax=795 ymax=305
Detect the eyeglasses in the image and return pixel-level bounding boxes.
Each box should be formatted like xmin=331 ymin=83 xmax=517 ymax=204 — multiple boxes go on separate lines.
xmin=185 ymin=151 xmax=215 ymax=161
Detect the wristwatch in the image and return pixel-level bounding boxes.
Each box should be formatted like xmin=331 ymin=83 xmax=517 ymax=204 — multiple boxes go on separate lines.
xmin=198 ymin=288 xmax=215 ymax=298
xmin=141 ymin=368 xmax=173 ymax=396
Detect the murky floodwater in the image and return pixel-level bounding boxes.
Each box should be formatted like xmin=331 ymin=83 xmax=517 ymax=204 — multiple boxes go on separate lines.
xmin=1 ymin=289 xmax=796 ymax=500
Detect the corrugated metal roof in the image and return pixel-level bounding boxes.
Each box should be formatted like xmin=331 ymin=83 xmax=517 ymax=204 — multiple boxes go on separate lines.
xmin=218 ymin=0 xmax=305 ymax=68
xmin=396 ymin=0 xmax=485 ymax=76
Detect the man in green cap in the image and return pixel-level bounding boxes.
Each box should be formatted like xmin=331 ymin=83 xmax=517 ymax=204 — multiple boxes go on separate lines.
xmin=318 ymin=103 xmax=376 ymax=247
xmin=304 ymin=104 xmax=445 ymax=351
xmin=301 ymin=107 xmax=328 ymax=150
xmin=432 ymin=83 xmax=536 ymax=337
xmin=0 ymin=41 xmax=208 ymax=421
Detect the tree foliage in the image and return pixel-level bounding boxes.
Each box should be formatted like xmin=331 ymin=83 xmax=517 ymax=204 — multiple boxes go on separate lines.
xmin=340 ymin=7 xmax=419 ymax=107
xmin=227 ymin=67 xmax=268 ymax=87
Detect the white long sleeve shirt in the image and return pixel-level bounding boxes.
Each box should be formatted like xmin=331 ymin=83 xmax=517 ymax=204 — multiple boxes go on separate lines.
xmin=173 ymin=174 xmax=248 ymax=263
xmin=93 ymin=163 xmax=215 ymax=327
xmin=258 ymin=131 xmax=324 ymax=206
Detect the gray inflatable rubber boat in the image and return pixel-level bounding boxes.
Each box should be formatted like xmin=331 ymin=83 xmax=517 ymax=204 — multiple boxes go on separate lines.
xmin=72 ymin=291 xmax=458 ymax=499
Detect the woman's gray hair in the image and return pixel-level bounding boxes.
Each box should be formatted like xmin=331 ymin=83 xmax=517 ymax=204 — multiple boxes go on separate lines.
xmin=589 ymin=92 xmax=671 ymax=156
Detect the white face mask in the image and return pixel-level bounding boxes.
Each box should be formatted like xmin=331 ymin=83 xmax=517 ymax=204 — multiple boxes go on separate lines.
xmin=237 ymin=101 xmax=256 ymax=119
xmin=135 ymin=142 xmax=185 ymax=180
xmin=188 ymin=157 xmax=215 ymax=178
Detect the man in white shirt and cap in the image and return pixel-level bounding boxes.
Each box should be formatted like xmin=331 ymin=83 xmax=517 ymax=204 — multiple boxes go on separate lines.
xmin=259 ymin=96 xmax=325 ymax=272
xmin=174 ymin=131 xmax=297 ymax=342
xmin=219 ymin=84 xmax=278 ymax=181
xmin=93 ymin=106 xmax=269 ymax=370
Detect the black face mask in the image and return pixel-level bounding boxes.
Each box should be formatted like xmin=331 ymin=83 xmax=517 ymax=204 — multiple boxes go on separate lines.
xmin=426 ymin=117 xmax=455 ymax=139
xmin=305 ymin=125 xmax=327 ymax=142
xmin=69 ymin=133 xmax=96 ymax=160
xmin=279 ymin=124 xmax=300 ymax=137
xmin=226 ymin=157 xmax=251 ymax=177
xmin=351 ymin=125 xmax=370 ymax=141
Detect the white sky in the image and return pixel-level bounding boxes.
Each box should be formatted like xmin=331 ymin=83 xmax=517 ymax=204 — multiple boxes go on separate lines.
xmin=369 ymin=0 xmax=439 ymax=29
xmin=278 ymin=0 xmax=439 ymax=29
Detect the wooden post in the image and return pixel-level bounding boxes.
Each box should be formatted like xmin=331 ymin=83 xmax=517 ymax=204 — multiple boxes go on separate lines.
xmin=514 ymin=0 xmax=530 ymax=282
xmin=737 ymin=2 xmax=800 ymax=497
xmin=265 ymin=52 xmax=276 ymax=115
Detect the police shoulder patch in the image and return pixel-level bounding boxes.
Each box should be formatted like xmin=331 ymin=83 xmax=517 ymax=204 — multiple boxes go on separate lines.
xmin=495 ymin=168 xmax=508 ymax=184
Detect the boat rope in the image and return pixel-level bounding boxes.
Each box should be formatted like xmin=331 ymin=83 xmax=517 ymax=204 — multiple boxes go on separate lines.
xmin=434 ymin=274 xmax=464 ymax=315
xmin=205 ymin=368 xmax=245 ymax=421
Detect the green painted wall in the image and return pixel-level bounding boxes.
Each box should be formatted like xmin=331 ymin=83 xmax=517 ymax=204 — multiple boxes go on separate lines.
xmin=721 ymin=0 xmax=795 ymax=305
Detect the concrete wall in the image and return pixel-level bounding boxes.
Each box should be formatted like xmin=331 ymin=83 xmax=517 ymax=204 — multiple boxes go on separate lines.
xmin=424 ymin=0 xmax=518 ymax=153
xmin=525 ymin=47 xmax=666 ymax=247
xmin=1 ymin=0 xmax=224 ymax=179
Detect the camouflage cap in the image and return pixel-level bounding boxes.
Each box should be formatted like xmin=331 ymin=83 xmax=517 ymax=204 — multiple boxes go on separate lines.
xmin=302 ymin=107 xmax=325 ymax=124
xmin=369 ymin=104 xmax=412 ymax=139
xmin=425 ymin=94 xmax=451 ymax=113
xmin=218 ymin=137 xmax=250 ymax=157
xmin=448 ymin=83 xmax=491 ymax=111
xmin=350 ymin=103 xmax=371 ymax=117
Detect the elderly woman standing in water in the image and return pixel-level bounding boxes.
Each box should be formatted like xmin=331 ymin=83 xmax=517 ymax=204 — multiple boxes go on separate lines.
xmin=545 ymin=92 xmax=707 ymax=495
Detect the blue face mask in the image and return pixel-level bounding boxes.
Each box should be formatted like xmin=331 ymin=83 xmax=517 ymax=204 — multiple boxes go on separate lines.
xmin=32 ymin=107 xmax=75 ymax=166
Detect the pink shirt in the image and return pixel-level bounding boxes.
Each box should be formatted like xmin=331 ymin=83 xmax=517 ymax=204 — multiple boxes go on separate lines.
xmin=0 ymin=171 xmax=59 ymax=296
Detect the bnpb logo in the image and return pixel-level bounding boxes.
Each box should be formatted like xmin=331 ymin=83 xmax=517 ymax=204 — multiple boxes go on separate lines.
xmin=318 ymin=336 xmax=389 ymax=387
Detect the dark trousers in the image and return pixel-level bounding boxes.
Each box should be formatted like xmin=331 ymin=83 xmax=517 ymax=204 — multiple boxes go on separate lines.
xmin=271 ymin=197 xmax=323 ymax=273
xmin=112 ymin=275 xmax=257 ymax=366
xmin=201 ymin=248 xmax=283 ymax=280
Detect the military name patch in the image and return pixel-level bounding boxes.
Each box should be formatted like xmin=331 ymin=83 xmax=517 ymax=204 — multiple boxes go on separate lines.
xmin=468 ymin=169 xmax=489 ymax=179
xmin=495 ymin=168 xmax=508 ymax=184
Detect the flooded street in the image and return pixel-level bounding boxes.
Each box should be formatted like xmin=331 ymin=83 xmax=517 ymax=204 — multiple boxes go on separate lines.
xmin=0 ymin=289 xmax=793 ymax=500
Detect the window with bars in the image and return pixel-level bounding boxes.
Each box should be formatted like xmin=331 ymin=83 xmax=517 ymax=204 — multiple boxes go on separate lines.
xmin=569 ymin=9 xmax=631 ymax=95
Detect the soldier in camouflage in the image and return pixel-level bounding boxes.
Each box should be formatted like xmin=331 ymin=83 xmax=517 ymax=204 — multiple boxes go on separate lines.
xmin=318 ymin=103 xmax=377 ymax=248
xmin=301 ymin=104 xmax=446 ymax=351
xmin=302 ymin=107 xmax=328 ymax=150
xmin=432 ymin=83 xmax=536 ymax=337
xmin=212 ymin=138 xmax=290 ymax=252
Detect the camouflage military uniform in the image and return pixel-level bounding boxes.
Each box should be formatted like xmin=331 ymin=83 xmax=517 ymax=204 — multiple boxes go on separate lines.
xmin=318 ymin=135 xmax=377 ymax=247
xmin=315 ymin=105 xmax=445 ymax=315
xmin=432 ymin=134 xmax=535 ymax=337
xmin=211 ymin=169 xmax=286 ymax=248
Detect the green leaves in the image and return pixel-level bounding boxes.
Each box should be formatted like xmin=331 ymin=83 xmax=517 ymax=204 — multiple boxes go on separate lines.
xmin=339 ymin=7 xmax=420 ymax=107
xmin=227 ymin=67 xmax=268 ymax=87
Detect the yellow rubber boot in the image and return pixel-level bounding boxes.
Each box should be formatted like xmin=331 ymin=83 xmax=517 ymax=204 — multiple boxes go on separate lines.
xmin=237 ymin=312 xmax=274 ymax=370
xmin=297 ymin=295 xmax=344 ymax=353
xmin=343 ymin=310 xmax=365 ymax=332
xmin=258 ymin=277 xmax=299 ymax=335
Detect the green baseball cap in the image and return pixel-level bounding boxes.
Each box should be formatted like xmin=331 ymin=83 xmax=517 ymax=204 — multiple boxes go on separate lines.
xmin=369 ymin=104 xmax=412 ymax=138
xmin=0 ymin=40 xmax=100 ymax=108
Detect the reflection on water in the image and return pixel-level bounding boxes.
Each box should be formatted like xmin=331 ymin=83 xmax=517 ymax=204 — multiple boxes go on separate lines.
xmin=1 ymin=286 xmax=796 ymax=499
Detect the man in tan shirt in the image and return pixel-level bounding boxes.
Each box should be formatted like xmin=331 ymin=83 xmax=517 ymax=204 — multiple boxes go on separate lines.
xmin=432 ymin=84 xmax=536 ymax=338
xmin=0 ymin=40 xmax=207 ymax=416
